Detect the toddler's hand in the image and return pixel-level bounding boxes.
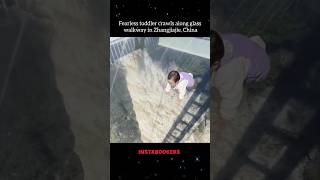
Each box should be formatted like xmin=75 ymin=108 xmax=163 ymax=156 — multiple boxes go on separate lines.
xmin=166 ymin=91 xmax=174 ymax=96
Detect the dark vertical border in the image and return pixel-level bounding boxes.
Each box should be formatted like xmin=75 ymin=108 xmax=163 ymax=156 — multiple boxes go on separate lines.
xmin=210 ymin=0 xmax=215 ymax=179
xmin=106 ymin=0 xmax=111 ymax=179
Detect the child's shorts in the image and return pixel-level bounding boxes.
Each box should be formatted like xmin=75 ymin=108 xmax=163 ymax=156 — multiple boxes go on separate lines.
xmin=187 ymin=73 xmax=195 ymax=88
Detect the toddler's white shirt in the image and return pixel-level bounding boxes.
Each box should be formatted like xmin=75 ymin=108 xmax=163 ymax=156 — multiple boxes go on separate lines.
xmin=165 ymin=80 xmax=188 ymax=100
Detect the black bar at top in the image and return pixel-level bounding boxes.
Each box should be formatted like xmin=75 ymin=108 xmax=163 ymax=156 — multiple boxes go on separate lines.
xmin=111 ymin=0 xmax=210 ymax=37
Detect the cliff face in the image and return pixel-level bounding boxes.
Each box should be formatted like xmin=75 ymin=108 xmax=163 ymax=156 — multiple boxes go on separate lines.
xmin=0 ymin=7 xmax=84 ymax=180
xmin=110 ymin=64 xmax=142 ymax=143
xmin=28 ymin=1 xmax=108 ymax=179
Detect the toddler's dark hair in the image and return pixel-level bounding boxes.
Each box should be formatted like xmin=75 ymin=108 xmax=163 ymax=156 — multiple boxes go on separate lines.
xmin=168 ymin=71 xmax=180 ymax=83
xmin=211 ymin=30 xmax=225 ymax=67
